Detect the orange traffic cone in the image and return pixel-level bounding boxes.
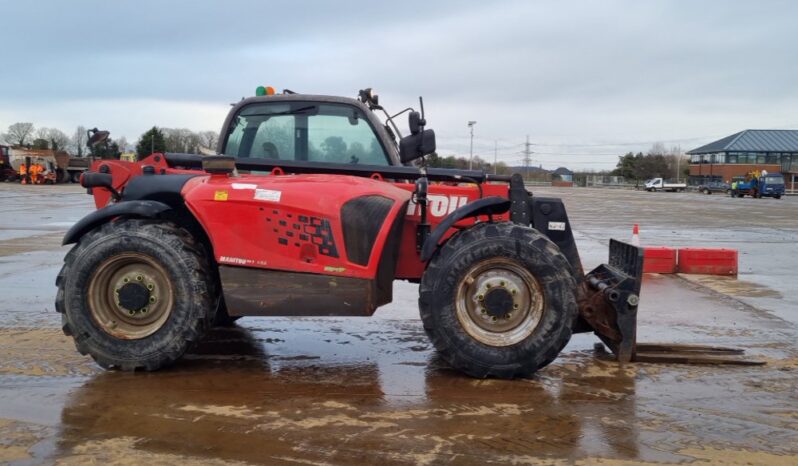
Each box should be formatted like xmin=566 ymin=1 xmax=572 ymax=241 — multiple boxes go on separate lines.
xmin=631 ymin=224 xmax=640 ymax=246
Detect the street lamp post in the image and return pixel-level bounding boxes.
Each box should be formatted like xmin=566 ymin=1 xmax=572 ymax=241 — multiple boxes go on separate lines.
xmin=468 ymin=121 xmax=477 ymax=170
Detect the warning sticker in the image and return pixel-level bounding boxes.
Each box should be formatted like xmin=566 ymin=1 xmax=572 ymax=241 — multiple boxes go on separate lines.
xmin=254 ymin=189 xmax=281 ymax=202
xmin=214 ymin=190 xmax=228 ymax=201
xmin=548 ymin=221 xmax=566 ymax=231
xmin=231 ymin=183 xmax=257 ymax=190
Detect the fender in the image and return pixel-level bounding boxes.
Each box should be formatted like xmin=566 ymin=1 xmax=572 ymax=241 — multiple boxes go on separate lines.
xmin=420 ymin=196 xmax=511 ymax=262
xmin=62 ymin=200 xmax=172 ymax=245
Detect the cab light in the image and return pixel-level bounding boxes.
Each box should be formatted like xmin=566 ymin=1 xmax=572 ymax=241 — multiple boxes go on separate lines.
xmin=256 ymin=86 xmax=276 ymax=96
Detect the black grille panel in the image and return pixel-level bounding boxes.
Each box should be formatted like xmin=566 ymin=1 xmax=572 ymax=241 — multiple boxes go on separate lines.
xmin=341 ymin=195 xmax=395 ymax=266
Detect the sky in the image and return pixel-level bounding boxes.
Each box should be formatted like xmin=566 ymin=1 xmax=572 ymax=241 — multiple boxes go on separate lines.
xmin=2 ymin=0 xmax=797 ymax=170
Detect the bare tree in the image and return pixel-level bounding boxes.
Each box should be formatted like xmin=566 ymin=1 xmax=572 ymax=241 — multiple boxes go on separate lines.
xmin=163 ymin=128 xmax=201 ymax=153
xmin=70 ymin=126 xmax=87 ymax=157
xmin=646 ymin=142 xmax=689 ymax=180
xmin=185 ymin=132 xmax=202 ymax=154
xmin=116 ymin=136 xmax=129 ymax=152
xmin=35 ymin=127 xmax=50 ymax=141
xmin=647 ymin=142 xmax=667 ymax=156
xmin=665 ymin=145 xmax=687 ymax=180
xmin=199 ymin=130 xmax=219 ymax=152
xmin=46 ymin=128 xmax=70 ymax=152
xmin=2 ymin=122 xmax=35 ymax=146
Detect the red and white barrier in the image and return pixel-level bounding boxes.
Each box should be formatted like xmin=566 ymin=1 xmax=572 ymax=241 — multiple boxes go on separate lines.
xmin=630 ymin=225 xmax=738 ymax=276
xmin=676 ymin=248 xmax=738 ymax=276
xmin=643 ymin=247 xmax=678 ymax=274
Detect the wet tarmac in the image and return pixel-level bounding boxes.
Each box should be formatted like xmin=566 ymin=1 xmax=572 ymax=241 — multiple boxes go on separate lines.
xmin=0 ymin=184 xmax=796 ymax=465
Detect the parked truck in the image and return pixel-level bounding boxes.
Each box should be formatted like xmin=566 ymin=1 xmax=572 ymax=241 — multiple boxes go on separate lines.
xmin=0 ymin=145 xmax=15 ymax=181
xmin=7 ymin=149 xmax=94 ymax=183
xmin=644 ymin=178 xmax=686 ymax=192
xmin=730 ymin=171 xmax=785 ymax=199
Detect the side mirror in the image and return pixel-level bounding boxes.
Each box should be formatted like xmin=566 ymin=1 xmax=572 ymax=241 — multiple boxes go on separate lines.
xmin=399 ymin=129 xmax=436 ymax=164
xmin=81 ymin=172 xmax=114 ymax=190
xmin=408 ymin=111 xmax=424 ymax=135
xmin=81 ymin=172 xmax=121 ymax=200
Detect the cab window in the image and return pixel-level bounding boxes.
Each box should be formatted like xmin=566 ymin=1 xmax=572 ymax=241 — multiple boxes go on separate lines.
xmin=223 ymin=102 xmax=390 ymax=165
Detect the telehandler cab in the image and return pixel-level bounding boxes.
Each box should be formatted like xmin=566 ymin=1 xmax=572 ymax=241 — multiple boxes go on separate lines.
xmin=58 ymin=87 xmax=718 ymax=378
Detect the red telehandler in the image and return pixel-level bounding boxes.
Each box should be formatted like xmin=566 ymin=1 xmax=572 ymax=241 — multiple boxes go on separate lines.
xmin=57 ymin=88 xmax=751 ymax=378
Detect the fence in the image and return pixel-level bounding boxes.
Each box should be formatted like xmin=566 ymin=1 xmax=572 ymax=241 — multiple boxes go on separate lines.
xmin=575 ymin=174 xmax=637 ymax=189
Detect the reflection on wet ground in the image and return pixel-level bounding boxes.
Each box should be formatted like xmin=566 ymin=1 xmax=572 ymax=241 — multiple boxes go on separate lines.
xmin=0 ymin=185 xmax=796 ymax=464
xmin=2 ymin=288 xmax=797 ymax=465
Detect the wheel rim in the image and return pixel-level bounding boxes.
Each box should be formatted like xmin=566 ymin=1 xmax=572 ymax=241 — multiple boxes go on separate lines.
xmin=455 ymin=258 xmax=545 ymax=347
xmin=87 ymin=252 xmax=174 ymax=339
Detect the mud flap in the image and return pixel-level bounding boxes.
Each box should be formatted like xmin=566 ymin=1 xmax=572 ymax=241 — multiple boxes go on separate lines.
xmin=581 ymin=239 xmax=643 ymax=363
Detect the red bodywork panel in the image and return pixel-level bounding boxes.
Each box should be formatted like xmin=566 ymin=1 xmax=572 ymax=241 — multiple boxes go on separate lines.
xmin=183 ymin=174 xmax=411 ymax=280
xmin=89 ymin=154 xmax=510 ymax=281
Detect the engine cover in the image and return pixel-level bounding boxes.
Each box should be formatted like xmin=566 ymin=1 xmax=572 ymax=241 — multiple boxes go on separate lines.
xmin=182 ymin=173 xmax=411 ymax=316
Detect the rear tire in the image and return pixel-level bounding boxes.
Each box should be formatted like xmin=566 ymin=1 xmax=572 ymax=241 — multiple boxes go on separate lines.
xmin=419 ymin=223 xmax=577 ymax=379
xmin=56 ymin=219 xmax=214 ymax=371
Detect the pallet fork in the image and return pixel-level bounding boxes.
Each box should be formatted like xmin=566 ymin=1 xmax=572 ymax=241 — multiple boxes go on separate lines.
xmin=580 ymin=240 xmax=764 ymax=366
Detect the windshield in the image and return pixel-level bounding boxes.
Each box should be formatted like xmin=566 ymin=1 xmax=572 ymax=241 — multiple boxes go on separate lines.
xmin=223 ymin=102 xmax=390 ymax=165
xmin=764 ymin=175 xmax=784 ymax=185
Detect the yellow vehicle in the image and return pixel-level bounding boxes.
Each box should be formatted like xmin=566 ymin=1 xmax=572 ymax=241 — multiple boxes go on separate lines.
xmin=120 ymin=152 xmax=137 ymax=162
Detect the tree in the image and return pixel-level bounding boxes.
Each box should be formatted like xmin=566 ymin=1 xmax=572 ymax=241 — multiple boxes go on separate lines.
xmin=612 ymin=151 xmax=669 ymax=183
xmin=46 ymin=128 xmax=70 ymax=152
xmin=612 ymin=152 xmax=640 ymax=180
xmin=116 ymin=136 xmax=129 ymax=152
xmin=425 ymin=152 xmax=442 ymax=167
xmin=163 ymin=128 xmax=192 ymax=153
xmin=90 ymin=138 xmax=121 ymax=160
xmin=492 ymin=161 xmax=511 ymax=175
xmin=136 ymin=127 xmax=167 ymax=160
xmin=32 ymin=138 xmax=50 ymax=149
xmin=638 ymin=154 xmax=669 ymax=179
xmin=647 ymin=142 xmax=667 ymax=156
xmin=70 ymin=126 xmax=87 ymax=157
xmin=646 ymin=142 xmax=688 ymax=180
xmin=198 ymin=131 xmax=219 ymax=152
xmin=2 ymin=122 xmax=35 ymax=146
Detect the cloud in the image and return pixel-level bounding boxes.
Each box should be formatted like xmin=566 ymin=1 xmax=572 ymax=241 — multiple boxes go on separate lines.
xmin=2 ymin=0 xmax=797 ymax=169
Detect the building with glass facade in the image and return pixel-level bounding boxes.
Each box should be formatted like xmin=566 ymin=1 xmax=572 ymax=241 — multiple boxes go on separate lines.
xmin=687 ymin=129 xmax=798 ymax=190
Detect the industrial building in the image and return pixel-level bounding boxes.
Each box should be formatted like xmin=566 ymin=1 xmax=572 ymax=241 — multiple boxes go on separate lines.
xmin=687 ymin=129 xmax=798 ymax=191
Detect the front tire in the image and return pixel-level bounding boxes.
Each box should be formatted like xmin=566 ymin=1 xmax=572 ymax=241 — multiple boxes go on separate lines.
xmin=56 ymin=219 xmax=214 ymax=371
xmin=419 ymin=223 xmax=577 ymax=379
